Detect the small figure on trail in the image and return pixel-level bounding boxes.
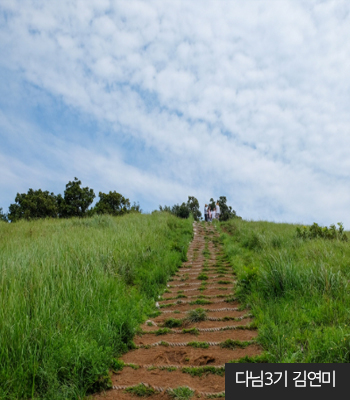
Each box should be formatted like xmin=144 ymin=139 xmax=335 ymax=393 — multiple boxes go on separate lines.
xmin=216 ymin=202 xmax=220 ymax=220
xmin=208 ymin=207 xmax=212 ymax=222
xmin=212 ymin=207 xmax=216 ymax=220
xmin=204 ymin=204 xmax=208 ymax=222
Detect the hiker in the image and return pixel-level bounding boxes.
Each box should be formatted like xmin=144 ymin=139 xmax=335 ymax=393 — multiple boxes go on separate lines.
xmin=212 ymin=207 xmax=216 ymax=220
xmin=216 ymin=202 xmax=220 ymax=220
xmin=208 ymin=206 xmax=212 ymax=222
xmin=204 ymin=204 xmax=208 ymax=222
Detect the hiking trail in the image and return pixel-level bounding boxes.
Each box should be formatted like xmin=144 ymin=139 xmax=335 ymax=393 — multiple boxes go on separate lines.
xmin=93 ymin=222 xmax=262 ymax=399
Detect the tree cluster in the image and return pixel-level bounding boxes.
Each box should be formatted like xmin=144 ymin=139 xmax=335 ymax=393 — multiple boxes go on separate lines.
xmin=1 ymin=178 xmax=141 ymax=223
xmin=157 ymin=195 xmax=237 ymax=222
xmin=159 ymin=196 xmax=202 ymax=221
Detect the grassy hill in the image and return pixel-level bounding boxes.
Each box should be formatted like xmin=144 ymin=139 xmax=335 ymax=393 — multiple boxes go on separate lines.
xmin=2 ymin=214 xmax=350 ymax=399
xmin=0 ymin=213 xmax=192 ymax=399
xmin=218 ymin=219 xmax=350 ymax=363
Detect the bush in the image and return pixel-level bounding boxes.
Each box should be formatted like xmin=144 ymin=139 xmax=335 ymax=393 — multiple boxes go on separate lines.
xmin=296 ymin=222 xmax=348 ymax=241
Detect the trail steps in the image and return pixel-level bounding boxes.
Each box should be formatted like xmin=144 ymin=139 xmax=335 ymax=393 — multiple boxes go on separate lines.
xmin=93 ymin=222 xmax=263 ymax=399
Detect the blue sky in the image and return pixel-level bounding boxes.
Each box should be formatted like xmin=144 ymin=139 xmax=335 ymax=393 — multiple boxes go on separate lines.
xmin=1 ymin=0 xmax=350 ymax=225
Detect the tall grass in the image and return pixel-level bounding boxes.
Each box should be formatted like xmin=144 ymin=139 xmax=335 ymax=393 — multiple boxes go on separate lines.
xmin=219 ymin=219 xmax=350 ymax=363
xmin=0 ymin=213 xmax=192 ymax=399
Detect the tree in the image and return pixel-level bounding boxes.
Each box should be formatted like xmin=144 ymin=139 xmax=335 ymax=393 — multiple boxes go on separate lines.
xmin=208 ymin=198 xmax=216 ymax=210
xmin=0 ymin=207 xmax=8 ymax=222
xmin=59 ymin=178 xmax=95 ymax=218
xmin=94 ymin=191 xmax=131 ymax=216
xmin=217 ymin=196 xmax=236 ymax=221
xmin=172 ymin=202 xmax=190 ymax=219
xmin=187 ymin=196 xmax=201 ymax=221
xmin=8 ymin=189 xmax=59 ymax=222
xmin=159 ymin=205 xmax=172 ymax=213
xmin=130 ymin=202 xmax=142 ymax=213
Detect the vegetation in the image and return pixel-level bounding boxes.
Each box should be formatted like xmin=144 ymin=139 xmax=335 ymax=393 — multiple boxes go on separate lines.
xmin=159 ymin=196 xmax=201 ymax=221
xmin=4 ymin=177 xmax=141 ymax=222
xmin=0 ymin=207 xmax=8 ymax=222
xmin=219 ymin=218 xmax=350 ymax=362
xmin=163 ymin=318 xmax=183 ymax=328
xmin=182 ymin=328 xmax=199 ymax=335
xmin=207 ymin=196 xmax=237 ymax=221
xmin=154 ymin=328 xmax=172 ymax=336
xmin=229 ymin=354 xmax=269 ymax=363
xmin=0 ymin=212 xmax=192 ymax=399
xmin=94 ymin=190 xmax=141 ymax=216
xmin=187 ymin=341 xmax=209 ymax=349
xmin=296 ymin=222 xmax=348 ymax=241
xmin=168 ymin=386 xmax=194 ymax=400
xmin=219 ymin=339 xmax=251 ymax=349
xmin=189 ymin=299 xmax=212 ymax=305
xmin=125 ymin=383 xmax=156 ymax=396
xmin=186 ymin=308 xmax=207 ymax=323
xmin=181 ymin=366 xmax=225 ymax=377
xmin=206 ymin=393 xmax=225 ymax=398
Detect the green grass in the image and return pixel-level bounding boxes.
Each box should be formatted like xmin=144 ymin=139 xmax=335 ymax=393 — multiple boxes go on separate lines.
xmin=187 ymin=341 xmax=209 ymax=348
xmin=202 ymin=248 xmax=210 ymax=258
xmin=181 ymin=366 xmax=225 ymax=377
xmin=154 ymin=328 xmax=172 ymax=335
xmin=216 ymin=268 xmax=229 ymax=274
xmin=125 ymin=383 xmax=156 ymax=396
xmin=229 ymin=354 xmax=269 ymax=363
xmin=187 ymin=308 xmax=207 ymax=323
xmin=168 ymin=386 xmax=194 ymax=400
xmin=197 ymin=273 xmax=209 ymax=280
xmin=206 ymin=393 xmax=225 ymax=398
xmin=160 ymin=303 xmax=175 ymax=308
xmin=189 ymin=299 xmax=212 ymax=305
xmin=0 ymin=213 xmax=192 ymax=399
xmin=219 ymin=218 xmax=350 ymax=362
xmin=182 ymin=328 xmax=199 ymax=335
xmin=163 ymin=318 xmax=183 ymax=328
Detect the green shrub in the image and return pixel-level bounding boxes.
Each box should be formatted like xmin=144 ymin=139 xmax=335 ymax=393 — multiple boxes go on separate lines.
xmin=182 ymin=328 xmax=199 ymax=335
xmin=168 ymin=386 xmax=194 ymax=400
xmin=125 ymin=383 xmax=155 ymax=396
xmin=163 ymin=318 xmax=183 ymax=328
xmin=187 ymin=308 xmax=207 ymax=322
xmin=187 ymin=341 xmax=209 ymax=349
xmin=189 ymin=299 xmax=211 ymax=305
xmin=182 ymin=366 xmax=225 ymax=377
xmin=220 ymin=339 xmax=250 ymax=349
xmin=296 ymin=222 xmax=348 ymax=241
xmin=154 ymin=328 xmax=172 ymax=336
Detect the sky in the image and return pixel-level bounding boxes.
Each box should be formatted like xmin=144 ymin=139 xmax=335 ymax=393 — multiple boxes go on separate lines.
xmin=1 ymin=0 xmax=350 ymax=225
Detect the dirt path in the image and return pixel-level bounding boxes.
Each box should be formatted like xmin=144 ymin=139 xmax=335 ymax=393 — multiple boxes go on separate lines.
xmin=93 ymin=222 xmax=262 ymax=399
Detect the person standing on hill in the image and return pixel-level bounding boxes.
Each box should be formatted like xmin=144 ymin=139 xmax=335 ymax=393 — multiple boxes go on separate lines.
xmin=212 ymin=207 xmax=216 ymax=221
xmin=216 ymin=202 xmax=220 ymax=220
xmin=208 ymin=206 xmax=212 ymax=222
xmin=204 ymin=204 xmax=208 ymax=222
